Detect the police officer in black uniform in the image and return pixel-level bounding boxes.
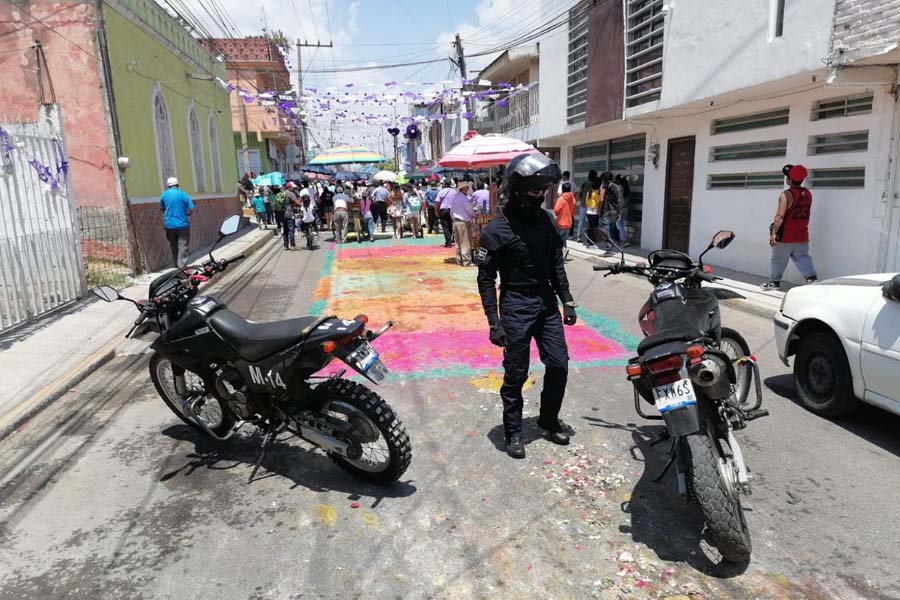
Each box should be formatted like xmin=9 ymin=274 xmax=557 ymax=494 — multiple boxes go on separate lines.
xmin=476 ymin=153 xmax=577 ymax=459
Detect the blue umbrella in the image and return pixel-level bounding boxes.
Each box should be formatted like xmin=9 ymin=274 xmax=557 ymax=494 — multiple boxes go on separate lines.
xmin=252 ymin=171 xmax=286 ymax=187
xmin=334 ymin=170 xmax=361 ymax=181
xmin=300 ymin=164 xmax=336 ymax=176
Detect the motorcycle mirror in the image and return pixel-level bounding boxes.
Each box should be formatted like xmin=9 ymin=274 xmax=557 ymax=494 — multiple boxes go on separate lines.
xmin=219 ymin=215 xmax=241 ymax=237
xmin=883 ymin=274 xmax=900 ymax=302
xmin=92 ymin=285 xmax=120 ymax=303
xmin=712 ymin=230 xmax=735 ymax=249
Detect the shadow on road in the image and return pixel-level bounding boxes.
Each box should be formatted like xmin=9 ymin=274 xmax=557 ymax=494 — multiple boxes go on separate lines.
xmin=485 ymin=417 xmax=578 ymax=453
xmin=765 ymin=374 xmax=900 ymax=458
xmin=160 ymin=424 xmax=417 ymax=504
xmin=584 ymin=415 xmax=750 ymax=578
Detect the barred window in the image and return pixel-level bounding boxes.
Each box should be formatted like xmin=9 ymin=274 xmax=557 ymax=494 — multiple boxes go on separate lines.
xmin=152 ymin=89 xmax=177 ymax=186
xmin=710 ymin=139 xmax=787 ymax=161
xmin=810 ymin=167 xmax=865 ymax=188
xmin=567 ymin=1 xmax=591 ymax=124
xmin=188 ymin=107 xmax=207 ymax=193
xmin=625 ymin=0 xmax=664 ymax=107
xmin=811 ymin=93 xmax=874 ymax=121
xmin=711 ymin=108 xmax=790 ymax=135
xmin=708 ymin=172 xmax=784 ymax=190
xmin=807 ymin=131 xmax=869 ymax=155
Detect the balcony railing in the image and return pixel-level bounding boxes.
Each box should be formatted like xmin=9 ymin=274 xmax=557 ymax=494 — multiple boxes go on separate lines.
xmin=472 ymin=84 xmax=539 ymax=135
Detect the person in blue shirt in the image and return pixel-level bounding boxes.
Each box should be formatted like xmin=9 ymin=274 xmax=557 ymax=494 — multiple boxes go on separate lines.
xmin=425 ymin=182 xmax=439 ymax=234
xmin=251 ymin=193 xmax=267 ymax=230
xmin=159 ymin=177 xmax=194 ymax=268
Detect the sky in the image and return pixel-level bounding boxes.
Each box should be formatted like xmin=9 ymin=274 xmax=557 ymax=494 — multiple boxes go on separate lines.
xmin=190 ymin=0 xmax=560 ymax=152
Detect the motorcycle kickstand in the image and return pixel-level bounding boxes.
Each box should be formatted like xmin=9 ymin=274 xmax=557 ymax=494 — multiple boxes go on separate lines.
xmin=653 ymin=440 xmax=677 ymax=483
xmin=247 ymin=422 xmax=284 ymax=483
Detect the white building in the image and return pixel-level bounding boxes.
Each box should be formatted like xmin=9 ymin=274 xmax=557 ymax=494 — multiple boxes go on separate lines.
xmin=498 ymin=0 xmax=900 ymax=282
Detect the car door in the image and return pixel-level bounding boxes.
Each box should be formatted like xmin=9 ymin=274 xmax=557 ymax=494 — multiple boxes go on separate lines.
xmin=860 ymin=291 xmax=900 ymax=403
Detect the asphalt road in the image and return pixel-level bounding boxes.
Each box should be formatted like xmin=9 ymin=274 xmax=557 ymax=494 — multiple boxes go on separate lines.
xmin=1 ymin=232 xmax=898 ymax=600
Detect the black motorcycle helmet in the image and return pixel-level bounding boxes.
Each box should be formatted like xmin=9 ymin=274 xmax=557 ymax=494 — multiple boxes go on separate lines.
xmin=503 ymin=152 xmax=562 ymax=199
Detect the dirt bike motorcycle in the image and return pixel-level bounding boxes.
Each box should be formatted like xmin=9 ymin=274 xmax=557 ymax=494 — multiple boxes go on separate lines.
xmin=93 ymin=215 xmax=411 ymax=484
xmin=594 ymin=230 xmax=767 ymax=563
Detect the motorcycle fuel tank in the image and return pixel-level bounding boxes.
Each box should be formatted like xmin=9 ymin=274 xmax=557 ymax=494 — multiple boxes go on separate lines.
xmin=152 ymin=296 xmax=239 ymax=364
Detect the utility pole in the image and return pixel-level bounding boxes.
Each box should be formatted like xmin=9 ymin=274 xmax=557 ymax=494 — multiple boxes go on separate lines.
xmin=295 ymin=39 xmax=333 ymax=161
xmin=238 ymin=91 xmax=251 ymax=175
xmin=452 ymin=33 xmax=470 ymax=139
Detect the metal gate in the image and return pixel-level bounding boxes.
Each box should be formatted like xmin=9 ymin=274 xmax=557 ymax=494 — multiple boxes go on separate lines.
xmin=0 ymin=106 xmax=85 ymax=331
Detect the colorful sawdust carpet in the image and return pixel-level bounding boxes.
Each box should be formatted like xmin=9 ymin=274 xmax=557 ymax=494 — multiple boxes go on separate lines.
xmin=311 ymin=238 xmax=638 ymax=381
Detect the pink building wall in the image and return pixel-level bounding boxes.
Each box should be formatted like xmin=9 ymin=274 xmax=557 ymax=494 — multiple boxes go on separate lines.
xmin=0 ymin=1 xmax=120 ymax=211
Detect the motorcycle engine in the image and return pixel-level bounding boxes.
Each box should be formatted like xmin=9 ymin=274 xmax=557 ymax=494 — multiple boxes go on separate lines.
xmin=214 ymin=367 xmax=252 ymax=419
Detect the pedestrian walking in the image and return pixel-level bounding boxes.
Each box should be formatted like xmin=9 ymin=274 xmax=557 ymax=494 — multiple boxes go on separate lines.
xmin=761 ymin=164 xmax=818 ymax=289
xmin=557 ymin=170 xmax=575 ymax=195
xmin=599 ymin=172 xmax=621 ymax=257
xmin=573 ymin=169 xmax=595 ymax=242
xmin=583 ymin=178 xmax=602 ymax=248
xmin=160 ymin=176 xmax=193 ymax=268
xmin=450 ymin=180 xmax=476 ymax=266
xmin=299 ymin=195 xmax=317 ymax=250
xmin=282 ymin=181 xmax=299 ymax=250
xmin=272 ymin=186 xmax=285 ymax=234
xmin=437 ymin=179 xmax=455 ymax=248
xmin=425 ymin=181 xmax=440 ymax=234
xmin=252 ymin=192 xmax=267 ymax=229
xmin=404 ymin=186 xmax=423 ymax=238
xmin=359 ymin=190 xmax=376 ymax=243
xmin=332 ymin=186 xmax=351 ymax=243
xmin=554 ymin=182 xmax=575 ymax=243
xmin=264 ymin=186 xmax=276 ymax=227
xmin=388 ymin=185 xmax=405 ymax=239
xmin=319 ymin=183 xmax=334 ymax=232
xmin=613 ymin=174 xmax=631 ymax=247
xmin=371 ymin=181 xmax=391 ymax=233
xmin=476 ymin=153 xmax=576 ymax=459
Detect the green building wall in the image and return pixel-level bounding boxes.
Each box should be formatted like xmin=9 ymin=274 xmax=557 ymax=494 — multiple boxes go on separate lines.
xmin=102 ymin=2 xmax=237 ymax=199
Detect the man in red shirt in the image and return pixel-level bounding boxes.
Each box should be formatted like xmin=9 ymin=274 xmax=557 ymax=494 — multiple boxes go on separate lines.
xmin=761 ymin=164 xmax=818 ymax=290
xmin=554 ymin=182 xmax=576 ymax=243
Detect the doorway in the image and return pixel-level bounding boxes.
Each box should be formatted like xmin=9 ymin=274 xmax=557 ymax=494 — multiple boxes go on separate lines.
xmin=664 ymin=137 xmax=696 ymax=253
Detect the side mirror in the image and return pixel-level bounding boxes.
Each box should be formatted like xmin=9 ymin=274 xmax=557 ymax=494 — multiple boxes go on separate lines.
xmin=219 ymin=214 xmax=241 ymax=237
xmin=712 ymin=230 xmax=735 ymax=249
xmin=92 ymin=285 xmax=120 ymax=303
xmin=883 ymin=274 xmax=900 ymax=302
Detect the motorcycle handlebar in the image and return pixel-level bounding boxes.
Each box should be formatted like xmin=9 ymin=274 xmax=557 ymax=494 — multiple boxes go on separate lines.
xmin=220 ymin=253 xmax=246 ymax=268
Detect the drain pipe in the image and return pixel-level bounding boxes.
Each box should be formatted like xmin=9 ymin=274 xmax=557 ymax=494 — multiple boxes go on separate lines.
xmin=878 ymin=66 xmax=900 ymax=272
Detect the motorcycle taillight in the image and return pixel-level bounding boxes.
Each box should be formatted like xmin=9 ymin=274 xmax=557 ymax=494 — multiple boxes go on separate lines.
xmin=645 ymin=354 xmax=682 ymax=375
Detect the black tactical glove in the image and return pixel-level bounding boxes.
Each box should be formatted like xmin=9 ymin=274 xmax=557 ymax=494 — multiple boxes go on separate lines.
xmin=563 ymin=304 xmax=577 ymax=326
xmin=487 ymin=314 xmax=507 ymax=348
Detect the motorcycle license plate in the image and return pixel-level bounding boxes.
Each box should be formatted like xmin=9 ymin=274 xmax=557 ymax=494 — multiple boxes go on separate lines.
xmin=653 ymin=378 xmax=697 ymax=413
xmin=350 ymin=341 xmax=388 ymax=383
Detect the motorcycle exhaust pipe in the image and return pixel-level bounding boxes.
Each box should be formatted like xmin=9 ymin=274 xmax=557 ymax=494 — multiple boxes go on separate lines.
xmin=693 ymin=358 xmax=722 ymax=386
xmin=690 ymin=356 xmax=731 ymax=399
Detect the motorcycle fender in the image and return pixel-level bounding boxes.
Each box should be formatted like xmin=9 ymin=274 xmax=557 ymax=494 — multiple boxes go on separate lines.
xmin=662 ymin=404 xmax=701 ymax=437
xmin=710 ymin=287 xmax=746 ymax=300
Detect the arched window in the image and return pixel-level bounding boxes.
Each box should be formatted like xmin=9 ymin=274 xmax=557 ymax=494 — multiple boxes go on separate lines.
xmin=188 ymin=105 xmax=207 ymax=192
xmin=152 ymin=88 xmax=176 ymax=187
xmin=208 ymin=113 xmax=222 ymax=193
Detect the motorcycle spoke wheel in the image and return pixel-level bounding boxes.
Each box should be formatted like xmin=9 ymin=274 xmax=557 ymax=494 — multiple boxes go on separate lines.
xmin=718 ymin=328 xmax=752 ymax=406
xmin=149 ymin=354 xmax=233 ymax=435
xmin=311 ymin=379 xmax=411 ymax=484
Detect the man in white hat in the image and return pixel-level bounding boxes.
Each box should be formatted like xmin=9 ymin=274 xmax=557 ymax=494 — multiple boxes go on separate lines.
xmin=159 ymin=176 xmax=194 ymax=268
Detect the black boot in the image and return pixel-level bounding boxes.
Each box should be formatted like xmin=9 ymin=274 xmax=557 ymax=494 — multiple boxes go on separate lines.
xmin=536 ymin=419 xmax=570 ymax=446
xmin=505 ymin=433 xmax=525 ymax=459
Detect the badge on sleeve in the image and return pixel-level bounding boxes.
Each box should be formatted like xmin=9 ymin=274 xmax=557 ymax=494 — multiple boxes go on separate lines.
xmin=475 ymin=247 xmax=489 ymax=264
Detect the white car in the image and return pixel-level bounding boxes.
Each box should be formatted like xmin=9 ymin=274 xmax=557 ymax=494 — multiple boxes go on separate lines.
xmin=774 ymin=273 xmax=900 ymax=417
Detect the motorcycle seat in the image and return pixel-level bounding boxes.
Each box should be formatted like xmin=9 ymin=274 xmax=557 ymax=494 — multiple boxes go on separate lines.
xmin=209 ymin=309 xmax=323 ymax=361
xmin=637 ymin=326 xmax=703 ymax=356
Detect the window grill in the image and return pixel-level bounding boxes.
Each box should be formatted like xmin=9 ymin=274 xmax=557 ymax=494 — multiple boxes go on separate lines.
xmin=810 ymin=167 xmax=865 ymax=188
xmin=708 ymin=172 xmax=784 ymax=190
xmin=711 ymin=108 xmax=790 ymax=135
xmin=810 ymin=93 xmax=874 ymax=121
xmin=625 ymin=0 xmax=664 ymax=107
xmin=710 ymin=139 xmax=787 ymax=161
xmin=808 ymin=131 xmax=869 ymax=155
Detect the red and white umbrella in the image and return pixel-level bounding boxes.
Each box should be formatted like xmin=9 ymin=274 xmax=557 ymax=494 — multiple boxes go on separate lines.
xmin=437 ymin=134 xmax=539 ymax=169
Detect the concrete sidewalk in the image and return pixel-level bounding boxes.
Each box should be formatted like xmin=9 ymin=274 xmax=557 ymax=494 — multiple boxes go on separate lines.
xmin=565 ymin=239 xmax=787 ymax=319
xmin=0 ymin=224 xmax=277 ymax=439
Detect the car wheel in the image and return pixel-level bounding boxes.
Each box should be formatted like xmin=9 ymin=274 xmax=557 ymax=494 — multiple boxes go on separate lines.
xmin=793 ymin=331 xmax=859 ymax=417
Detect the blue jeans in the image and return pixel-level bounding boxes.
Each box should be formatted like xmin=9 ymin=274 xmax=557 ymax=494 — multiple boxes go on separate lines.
xmin=572 ymin=206 xmax=586 ymax=239
xmin=282 ymin=216 xmax=295 ymax=248
xmin=363 ymin=211 xmax=375 ymax=241
xmin=600 ymin=218 xmax=614 ymax=251
xmin=770 ymin=242 xmax=816 ymax=281
xmin=616 ymin=207 xmax=628 ymax=242
xmin=558 ymin=228 xmax=570 ymax=246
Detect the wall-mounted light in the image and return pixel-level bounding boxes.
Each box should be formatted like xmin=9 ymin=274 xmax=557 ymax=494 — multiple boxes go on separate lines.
xmin=117 ymin=156 xmax=130 ymax=171
xmin=648 ymin=142 xmax=660 ymax=168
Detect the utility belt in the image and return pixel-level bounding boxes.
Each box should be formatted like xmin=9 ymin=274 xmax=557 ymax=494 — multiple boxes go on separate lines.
xmin=500 ymin=281 xmax=552 ymax=295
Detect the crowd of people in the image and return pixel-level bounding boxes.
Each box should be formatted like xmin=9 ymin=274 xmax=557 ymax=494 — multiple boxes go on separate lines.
xmin=240 ymin=174 xmax=499 ymax=265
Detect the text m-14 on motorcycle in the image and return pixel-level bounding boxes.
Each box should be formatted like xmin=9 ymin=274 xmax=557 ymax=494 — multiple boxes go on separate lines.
xmin=92 ymin=215 xmax=411 ymax=485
